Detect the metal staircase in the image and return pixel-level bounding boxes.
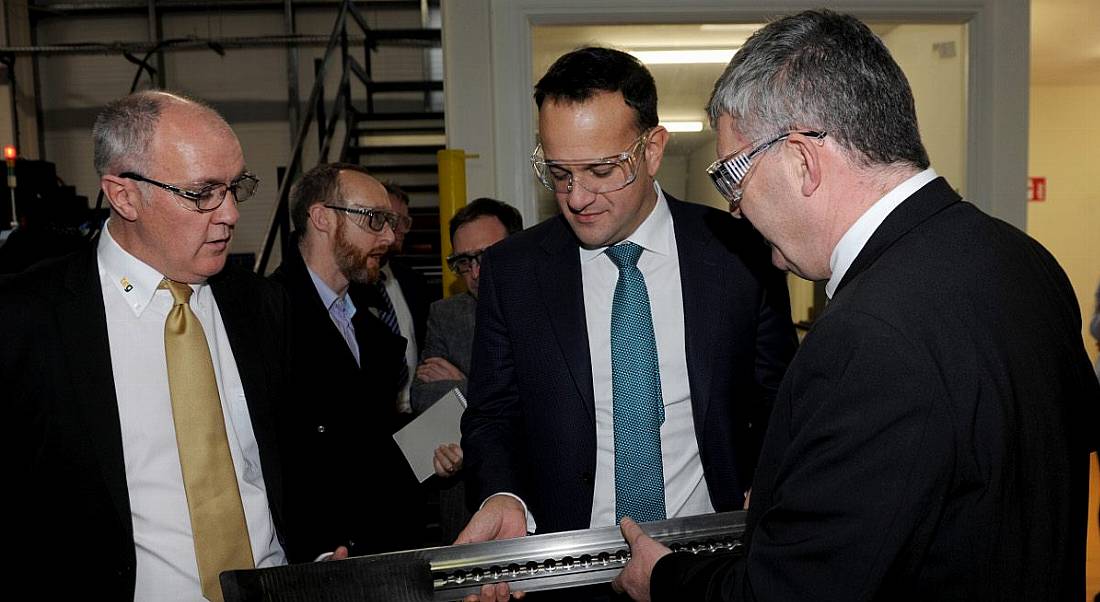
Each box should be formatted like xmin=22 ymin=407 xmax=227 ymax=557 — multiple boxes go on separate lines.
xmin=257 ymin=0 xmax=445 ymax=289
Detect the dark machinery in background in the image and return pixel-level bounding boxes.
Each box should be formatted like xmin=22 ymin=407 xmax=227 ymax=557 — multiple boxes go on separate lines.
xmin=0 ymin=150 xmax=99 ymax=274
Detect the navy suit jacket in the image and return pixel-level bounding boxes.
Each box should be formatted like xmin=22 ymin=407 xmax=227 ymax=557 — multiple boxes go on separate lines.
xmin=461 ymin=195 xmax=797 ymax=533
xmin=652 ymin=178 xmax=1100 ymax=601
xmin=1 ymin=246 xmax=290 ymax=599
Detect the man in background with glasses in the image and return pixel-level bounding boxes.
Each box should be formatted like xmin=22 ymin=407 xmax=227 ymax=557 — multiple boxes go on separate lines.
xmin=269 ymin=162 xmax=425 ymax=562
xmin=410 ymin=196 xmax=523 ymax=546
xmin=614 ymin=10 xmax=1100 ymax=601
xmin=371 ymin=181 xmax=431 ymax=424
xmin=456 ymin=47 xmax=798 ymax=601
xmin=1 ymin=90 xmax=292 ymax=600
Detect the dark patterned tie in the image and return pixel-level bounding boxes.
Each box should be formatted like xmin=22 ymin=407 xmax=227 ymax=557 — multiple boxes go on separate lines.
xmin=375 ymin=274 xmax=410 ymax=389
xmin=606 ymin=242 xmax=666 ymax=524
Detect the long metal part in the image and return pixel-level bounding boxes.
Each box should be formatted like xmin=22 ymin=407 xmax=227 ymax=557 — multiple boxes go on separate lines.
xmin=367 ymin=510 xmax=744 ymax=601
xmin=221 ymin=511 xmax=745 ymax=601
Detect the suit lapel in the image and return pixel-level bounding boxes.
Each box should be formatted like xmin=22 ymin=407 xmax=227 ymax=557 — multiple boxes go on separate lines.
xmin=57 ymin=248 xmax=133 ymax=536
xmin=667 ymin=198 xmax=720 ymax=432
xmin=211 ymin=270 xmax=284 ymax=519
xmin=536 ymin=216 xmax=596 ymax=420
xmin=835 ymin=177 xmax=961 ymax=295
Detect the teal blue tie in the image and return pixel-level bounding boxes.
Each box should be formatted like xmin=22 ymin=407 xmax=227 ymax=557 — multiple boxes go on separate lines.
xmin=607 ymin=242 xmax=666 ymax=524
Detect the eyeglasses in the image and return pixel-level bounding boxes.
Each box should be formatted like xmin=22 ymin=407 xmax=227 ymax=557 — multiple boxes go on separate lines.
xmin=324 ymin=204 xmax=412 ymax=234
xmin=531 ymin=129 xmax=652 ymax=195
xmin=707 ymin=131 xmax=826 ymax=213
xmin=446 ymin=249 xmax=486 ymax=275
xmin=120 ymin=171 xmax=259 ymax=213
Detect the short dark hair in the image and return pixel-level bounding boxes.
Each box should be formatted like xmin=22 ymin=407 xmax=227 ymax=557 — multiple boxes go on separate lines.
xmin=290 ymin=162 xmax=373 ymax=233
xmin=534 ymin=47 xmax=658 ymax=133
xmin=383 ymin=181 xmax=410 ymax=207
xmin=707 ymin=10 xmax=929 ymax=170
xmin=449 ymin=197 xmax=523 ymax=243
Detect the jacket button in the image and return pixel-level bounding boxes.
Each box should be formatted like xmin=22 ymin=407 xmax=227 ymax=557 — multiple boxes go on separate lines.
xmin=317 ymin=425 xmax=326 ymax=433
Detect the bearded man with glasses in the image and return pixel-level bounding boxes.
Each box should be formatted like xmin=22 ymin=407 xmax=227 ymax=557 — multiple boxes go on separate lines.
xmin=456 ymin=46 xmax=798 ymax=602
xmin=269 ymin=162 xmax=425 ymax=562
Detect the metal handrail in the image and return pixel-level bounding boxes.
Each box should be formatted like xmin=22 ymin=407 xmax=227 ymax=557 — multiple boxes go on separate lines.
xmin=254 ymin=0 xmax=371 ymax=274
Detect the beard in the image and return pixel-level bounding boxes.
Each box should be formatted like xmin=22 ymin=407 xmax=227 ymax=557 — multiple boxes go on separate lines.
xmin=334 ymin=219 xmax=387 ymax=285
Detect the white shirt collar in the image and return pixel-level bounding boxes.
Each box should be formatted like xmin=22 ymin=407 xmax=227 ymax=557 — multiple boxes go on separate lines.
xmin=97 ymin=221 xmax=182 ymax=317
xmin=825 ymin=168 xmax=938 ymax=298
xmin=579 ymin=181 xmax=674 ymax=263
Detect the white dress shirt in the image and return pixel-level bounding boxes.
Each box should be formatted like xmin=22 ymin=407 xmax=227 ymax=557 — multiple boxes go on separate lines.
xmin=98 ymin=225 xmax=285 ymax=602
xmin=379 ymin=264 xmax=418 ymax=413
xmin=580 ymin=183 xmax=714 ymax=528
xmin=826 ymin=168 xmax=939 ymax=299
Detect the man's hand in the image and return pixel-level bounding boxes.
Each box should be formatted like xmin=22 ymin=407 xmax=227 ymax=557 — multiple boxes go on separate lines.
xmin=455 ymin=495 xmax=528 ymax=602
xmin=433 ymin=442 xmax=464 ymax=477
xmin=416 ymin=357 xmax=466 ymax=382
xmin=612 ymin=517 xmax=671 ymax=602
xmin=315 ymin=546 xmax=349 ymax=562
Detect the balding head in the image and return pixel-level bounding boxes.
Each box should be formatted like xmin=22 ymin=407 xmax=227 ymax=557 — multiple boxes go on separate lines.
xmin=93 ymin=90 xmax=229 ymax=177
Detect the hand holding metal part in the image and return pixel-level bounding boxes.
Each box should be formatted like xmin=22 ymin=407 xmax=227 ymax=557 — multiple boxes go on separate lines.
xmin=221 ymin=511 xmax=746 ymax=602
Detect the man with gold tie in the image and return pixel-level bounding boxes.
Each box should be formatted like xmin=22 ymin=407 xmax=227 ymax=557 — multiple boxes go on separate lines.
xmin=1 ymin=90 xmax=292 ymax=601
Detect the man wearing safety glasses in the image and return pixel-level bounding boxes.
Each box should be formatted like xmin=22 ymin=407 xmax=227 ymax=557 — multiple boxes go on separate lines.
xmin=270 ymin=162 xmax=425 ymax=563
xmin=456 ymin=46 xmax=798 ymax=602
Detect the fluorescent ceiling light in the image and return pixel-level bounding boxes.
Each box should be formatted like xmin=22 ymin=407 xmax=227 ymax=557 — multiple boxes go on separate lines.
xmin=660 ymin=121 xmax=704 ymax=133
xmin=629 ymin=49 xmax=737 ymax=64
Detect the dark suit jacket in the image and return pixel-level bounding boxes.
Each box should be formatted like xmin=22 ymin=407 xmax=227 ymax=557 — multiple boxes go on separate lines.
xmin=653 ymin=177 xmax=1100 ymax=601
xmin=410 ymin=291 xmax=477 ymax=413
xmin=270 ymin=241 xmax=425 ymax=562
xmin=1 ymin=246 xmax=290 ymax=599
xmin=461 ymin=195 xmax=798 ymax=533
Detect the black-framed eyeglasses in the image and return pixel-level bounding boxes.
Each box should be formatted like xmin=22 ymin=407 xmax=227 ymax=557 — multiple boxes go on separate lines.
xmin=120 ymin=171 xmax=259 ymax=213
xmin=446 ymin=249 xmax=486 ymax=275
xmin=324 ymin=204 xmax=412 ymax=234
xmin=706 ymin=131 xmax=826 ymax=213
xmin=531 ymin=128 xmax=653 ymax=195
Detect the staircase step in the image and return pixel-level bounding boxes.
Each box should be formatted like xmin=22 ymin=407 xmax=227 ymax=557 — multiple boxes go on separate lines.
xmin=355 ymin=125 xmax=445 ymax=136
xmin=354 ymin=110 xmax=445 ymax=121
xmin=357 ymin=133 xmax=446 ymax=148
xmin=369 ymin=28 xmax=442 ymax=46
xmin=348 ymin=145 xmax=445 ymax=156
xmin=361 ymin=163 xmax=439 ymax=174
xmin=398 ymin=183 xmax=438 ymax=194
xmin=369 ymin=80 xmax=443 ymax=93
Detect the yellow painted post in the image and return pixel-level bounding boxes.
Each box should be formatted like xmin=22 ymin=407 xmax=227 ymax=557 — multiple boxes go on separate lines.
xmin=436 ymin=149 xmax=468 ymax=297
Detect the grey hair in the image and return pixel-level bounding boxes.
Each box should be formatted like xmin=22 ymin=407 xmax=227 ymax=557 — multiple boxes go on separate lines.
xmin=707 ymin=9 xmax=929 ymax=170
xmin=92 ymin=90 xmax=222 ymax=176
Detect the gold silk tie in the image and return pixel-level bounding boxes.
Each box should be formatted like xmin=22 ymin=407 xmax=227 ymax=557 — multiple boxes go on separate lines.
xmin=161 ymin=278 xmax=254 ymax=602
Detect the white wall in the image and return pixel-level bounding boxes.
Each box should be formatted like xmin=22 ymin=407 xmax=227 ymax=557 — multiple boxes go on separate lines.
xmin=880 ymin=23 xmax=968 ymax=193
xmin=1027 ymin=84 xmax=1100 ymax=366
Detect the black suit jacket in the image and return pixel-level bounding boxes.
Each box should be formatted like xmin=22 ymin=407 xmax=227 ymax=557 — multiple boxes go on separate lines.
xmin=389 ymin=257 xmax=432 ymax=349
xmin=653 ymin=178 xmax=1100 ymax=600
xmin=270 ymin=241 xmax=424 ymax=562
xmin=461 ymin=195 xmax=797 ymax=533
xmin=1 ymin=246 xmax=290 ymax=599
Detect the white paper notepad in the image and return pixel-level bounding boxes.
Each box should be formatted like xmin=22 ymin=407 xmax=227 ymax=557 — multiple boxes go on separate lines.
xmin=392 ymin=388 xmax=467 ymax=482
